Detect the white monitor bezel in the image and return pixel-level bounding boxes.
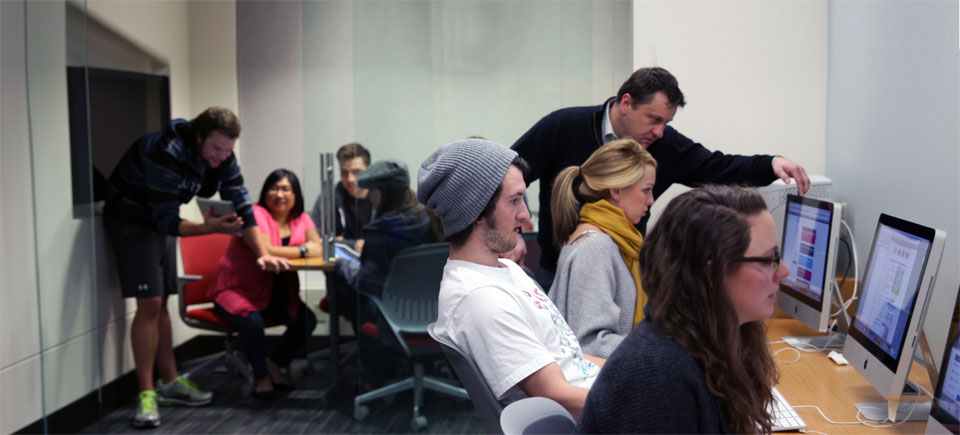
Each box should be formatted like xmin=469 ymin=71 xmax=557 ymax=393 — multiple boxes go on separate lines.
xmin=776 ymin=194 xmax=842 ymax=332
xmin=842 ymin=213 xmax=946 ymax=400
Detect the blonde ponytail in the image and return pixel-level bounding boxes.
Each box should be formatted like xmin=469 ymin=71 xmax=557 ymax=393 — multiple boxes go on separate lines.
xmin=549 ymin=139 xmax=657 ymax=248
xmin=551 ymin=166 xmax=582 ymax=248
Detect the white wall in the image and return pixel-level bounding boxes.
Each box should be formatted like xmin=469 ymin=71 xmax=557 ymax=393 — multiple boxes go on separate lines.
xmin=23 ymin=0 xmax=106 ymax=419
xmin=1 ymin=1 xmax=45 ymax=432
xmin=1 ymin=1 xmax=238 ymax=431
xmin=825 ymin=0 xmax=959 ymax=364
xmin=301 ymin=0 xmax=356 ymax=207
xmin=636 ymin=0 xmax=828 ymax=227
xmin=187 ymin=1 xmax=238 ymax=122
xmin=633 ymin=0 xmax=827 ymax=172
xmin=236 ymin=0 xmax=304 ymax=201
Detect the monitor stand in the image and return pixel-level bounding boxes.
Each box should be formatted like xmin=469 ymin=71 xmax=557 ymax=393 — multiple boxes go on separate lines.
xmin=855 ymin=387 xmax=931 ymax=422
xmin=783 ymin=289 xmax=851 ymax=350
xmin=783 ymin=334 xmax=845 ymax=349
xmin=853 ymin=331 xmax=940 ymax=422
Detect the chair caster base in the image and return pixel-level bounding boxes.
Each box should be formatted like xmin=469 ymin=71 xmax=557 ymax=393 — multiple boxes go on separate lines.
xmin=354 ymin=405 xmax=370 ymax=421
xmin=411 ymin=415 xmax=427 ymax=431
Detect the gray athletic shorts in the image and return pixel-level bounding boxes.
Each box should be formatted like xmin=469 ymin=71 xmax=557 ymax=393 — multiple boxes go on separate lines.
xmin=104 ymin=214 xmax=177 ymax=299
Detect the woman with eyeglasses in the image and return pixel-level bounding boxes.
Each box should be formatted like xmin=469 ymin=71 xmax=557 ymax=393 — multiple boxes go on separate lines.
xmin=577 ymin=185 xmax=788 ymax=434
xmin=207 ymin=169 xmax=320 ymax=399
xmin=548 ymin=139 xmax=656 ymax=358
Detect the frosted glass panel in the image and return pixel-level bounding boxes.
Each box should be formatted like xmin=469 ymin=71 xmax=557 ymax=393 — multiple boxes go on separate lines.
xmin=24 ymin=0 xmax=105 ymax=431
xmin=301 ymin=0 xmax=629 ymax=215
xmin=300 ymin=0 xmax=629 ymax=410
xmin=352 ymin=1 xmax=596 ymax=196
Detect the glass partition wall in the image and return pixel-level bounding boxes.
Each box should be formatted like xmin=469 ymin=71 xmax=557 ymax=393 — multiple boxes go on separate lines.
xmin=22 ymin=0 xmax=109 ymax=432
xmin=19 ymin=1 xmax=178 ymax=431
xmin=9 ymin=1 xmax=629 ymax=432
xmin=302 ymin=0 xmax=630 ymax=430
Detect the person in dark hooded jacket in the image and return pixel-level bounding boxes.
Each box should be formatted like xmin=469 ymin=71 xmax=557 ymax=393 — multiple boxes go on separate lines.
xmin=337 ymin=159 xmax=442 ymax=387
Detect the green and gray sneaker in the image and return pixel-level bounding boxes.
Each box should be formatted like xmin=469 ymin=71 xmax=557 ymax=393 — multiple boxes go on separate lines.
xmin=156 ymin=376 xmax=213 ymax=406
xmin=132 ymin=390 xmax=160 ymax=428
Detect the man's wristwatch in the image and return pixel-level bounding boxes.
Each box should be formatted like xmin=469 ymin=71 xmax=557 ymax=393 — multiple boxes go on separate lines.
xmin=299 ymin=245 xmax=308 ymax=258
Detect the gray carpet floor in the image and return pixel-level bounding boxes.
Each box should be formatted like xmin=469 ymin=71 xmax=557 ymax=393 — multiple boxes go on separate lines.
xmin=79 ymin=356 xmax=485 ymax=434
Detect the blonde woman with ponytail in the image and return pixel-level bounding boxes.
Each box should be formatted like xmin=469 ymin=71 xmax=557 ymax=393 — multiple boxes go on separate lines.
xmin=547 ymin=139 xmax=656 ymax=358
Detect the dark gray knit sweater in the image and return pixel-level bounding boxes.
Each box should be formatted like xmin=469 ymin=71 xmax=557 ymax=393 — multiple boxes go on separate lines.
xmin=577 ymin=320 xmax=731 ymax=434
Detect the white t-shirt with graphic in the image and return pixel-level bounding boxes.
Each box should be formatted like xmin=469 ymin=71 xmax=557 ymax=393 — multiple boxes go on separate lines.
xmin=433 ymin=258 xmax=600 ymax=404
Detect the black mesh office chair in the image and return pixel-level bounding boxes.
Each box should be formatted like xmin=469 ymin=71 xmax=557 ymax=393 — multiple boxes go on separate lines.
xmin=353 ymin=243 xmax=469 ymax=431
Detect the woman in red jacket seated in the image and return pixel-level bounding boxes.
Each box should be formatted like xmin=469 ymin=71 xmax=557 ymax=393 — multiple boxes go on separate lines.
xmin=208 ymin=169 xmax=320 ymax=399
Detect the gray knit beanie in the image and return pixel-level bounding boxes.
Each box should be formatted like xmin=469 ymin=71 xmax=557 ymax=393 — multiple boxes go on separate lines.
xmin=357 ymin=159 xmax=409 ymax=190
xmin=417 ymin=139 xmax=518 ymax=236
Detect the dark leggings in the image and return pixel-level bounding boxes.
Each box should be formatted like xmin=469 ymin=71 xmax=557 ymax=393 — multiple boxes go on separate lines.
xmin=214 ymin=284 xmax=317 ymax=380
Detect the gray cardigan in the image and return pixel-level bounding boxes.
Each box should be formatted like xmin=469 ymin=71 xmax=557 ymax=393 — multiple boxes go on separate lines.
xmin=548 ymin=232 xmax=637 ymax=358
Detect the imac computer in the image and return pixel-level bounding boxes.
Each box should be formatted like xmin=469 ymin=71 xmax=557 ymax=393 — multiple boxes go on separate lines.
xmin=758 ymin=175 xmax=833 ymax=239
xmin=842 ymin=213 xmax=946 ymax=422
xmin=926 ymin=285 xmax=960 ymax=435
xmin=777 ymin=194 xmax=845 ymax=348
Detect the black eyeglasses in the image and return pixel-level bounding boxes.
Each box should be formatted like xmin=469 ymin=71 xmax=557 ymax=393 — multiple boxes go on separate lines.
xmin=737 ymin=250 xmax=782 ymax=275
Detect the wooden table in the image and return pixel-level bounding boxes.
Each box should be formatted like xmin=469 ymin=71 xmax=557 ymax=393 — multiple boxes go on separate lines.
xmin=767 ymin=319 xmax=933 ymax=434
xmin=266 ymin=257 xmax=343 ymax=396
xmin=264 ymin=257 xmax=335 ymax=272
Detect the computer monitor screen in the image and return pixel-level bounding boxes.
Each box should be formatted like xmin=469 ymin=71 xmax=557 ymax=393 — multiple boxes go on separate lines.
xmin=928 ymin=286 xmax=960 ymax=434
xmin=843 ymin=213 xmax=945 ymax=406
xmin=777 ymin=195 xmax=841 ymax=332
xmin=850 ymin=217 xmax=934 ymax=365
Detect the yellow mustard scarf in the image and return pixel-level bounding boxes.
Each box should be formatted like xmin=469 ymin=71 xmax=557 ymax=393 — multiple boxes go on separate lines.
xmin=578 ymin=199 xmax=646 ymax=325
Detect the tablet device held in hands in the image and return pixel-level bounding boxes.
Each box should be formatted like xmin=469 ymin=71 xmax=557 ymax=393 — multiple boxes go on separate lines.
xmin=197 ymin=197 xmax=236 ymax=217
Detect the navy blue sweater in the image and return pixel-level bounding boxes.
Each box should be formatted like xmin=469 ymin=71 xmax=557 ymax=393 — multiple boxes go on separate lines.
xmin=358 ymin=205 xmax=438 ymax=298
xmin=577 ymin=320 xmax=731 ymax=434
xmin=105 ymin=119 xmax=255 ymax=236
xmin=511 ymin=100 xmax=777 ymax=273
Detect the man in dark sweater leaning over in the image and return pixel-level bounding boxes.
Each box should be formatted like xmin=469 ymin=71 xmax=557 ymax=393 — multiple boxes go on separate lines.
xmin=512 ymin=67 xmax=810 ymax=290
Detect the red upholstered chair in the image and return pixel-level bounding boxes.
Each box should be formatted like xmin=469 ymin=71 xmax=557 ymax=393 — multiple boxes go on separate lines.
xmin=177 ymin=233 xmax=278 ymax=396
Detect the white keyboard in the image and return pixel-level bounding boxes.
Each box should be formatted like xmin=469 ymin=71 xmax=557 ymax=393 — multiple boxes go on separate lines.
xmin=769 ymin=386 xmax=807 ymax=432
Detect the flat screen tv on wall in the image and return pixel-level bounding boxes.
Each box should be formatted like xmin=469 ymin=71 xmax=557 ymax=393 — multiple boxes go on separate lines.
xmin=66 ymin=66 xmax=170 ymax=217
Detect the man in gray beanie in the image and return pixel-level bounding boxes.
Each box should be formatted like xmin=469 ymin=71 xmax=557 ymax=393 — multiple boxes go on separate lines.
xmin=420 ymin=138 xmax=604 ymax=420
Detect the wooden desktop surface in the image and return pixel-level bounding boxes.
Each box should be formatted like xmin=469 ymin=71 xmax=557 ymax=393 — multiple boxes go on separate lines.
xmin=264 ymin=257 xmax=335 ymax=272
xmin=767 ymin=319 xmax=932 ymax=434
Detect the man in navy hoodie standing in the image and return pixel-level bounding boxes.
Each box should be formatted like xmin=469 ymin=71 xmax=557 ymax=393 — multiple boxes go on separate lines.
xmin=104 ymin=107 xmax=288 ymax=428
xmin=512 ymin=67 xmax=810 ymax=290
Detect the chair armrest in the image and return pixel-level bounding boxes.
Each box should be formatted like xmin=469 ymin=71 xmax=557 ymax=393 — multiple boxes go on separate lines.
xmin=178 ymin=274 xmax=203 ymax=284
xmin=176 ymin=274 xmax=204 ymax=323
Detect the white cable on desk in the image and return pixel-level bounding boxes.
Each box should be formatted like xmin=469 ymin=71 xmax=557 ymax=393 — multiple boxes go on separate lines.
xmin=854 ymin=399 xmax=920 ymax=428
xmin=799 ymin=429 xmax=828 ymax=435
xmin=852 ymin=384 xmax=931 ymax=429
xmin=832 ymin=220 xmax=859 ymax=316
xmin=772 ymin=346 xmax=801 ymax=364
xmin=794 ymin=392 xmax=928 ymax=429
xmin=792 ymin=405 xmax=860 ymax=425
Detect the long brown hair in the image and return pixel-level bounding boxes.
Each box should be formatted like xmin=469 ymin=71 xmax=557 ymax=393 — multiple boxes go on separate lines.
xmin=378 ymin=187 xmax=443 ymax=242
xmin=550 ymin=139 xmax=656 ymax=248
xmin=639 ymin=185 xmax=777 ymax=433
